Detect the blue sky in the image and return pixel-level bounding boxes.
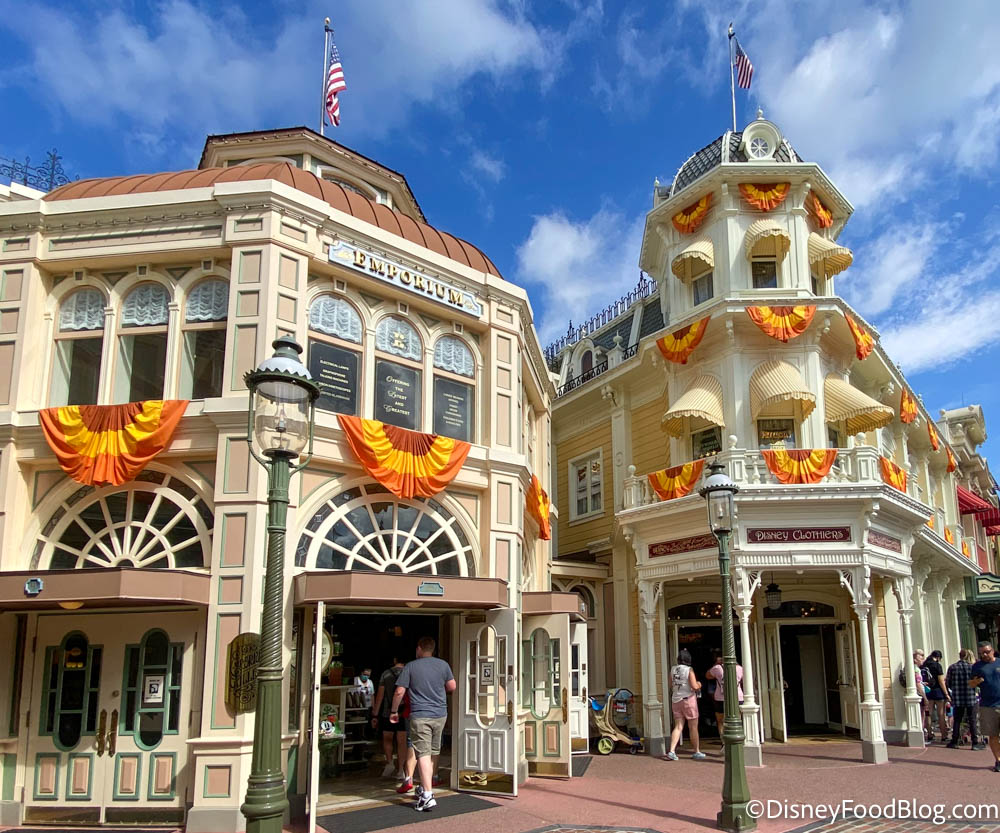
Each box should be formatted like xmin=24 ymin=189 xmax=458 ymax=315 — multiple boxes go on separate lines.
xmin=2 ymin=0 xmax=999 ymax=462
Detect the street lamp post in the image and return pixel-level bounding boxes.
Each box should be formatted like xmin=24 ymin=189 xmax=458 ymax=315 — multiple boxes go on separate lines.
xmin=241 ymin=336 xmax=319 ymax=833
xmin=699 ymin=460 xmax=755 ymax=833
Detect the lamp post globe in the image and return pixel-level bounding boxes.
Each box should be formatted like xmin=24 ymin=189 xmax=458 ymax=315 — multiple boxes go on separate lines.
xmin=241 ymin=337 xmax=318 ymax=833
xmin=699 ymin=459 xmax=755 ymax=832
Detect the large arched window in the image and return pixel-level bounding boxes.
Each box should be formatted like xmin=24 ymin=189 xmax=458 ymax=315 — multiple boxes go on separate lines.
xmin=34 ymin=470 xmax=212 ymax=570
xmin=308 ymin=295 xmax=362 ymax=415
xmin=180 ymin=279 xmax=228 ymax=399
xmin=432 ymin=335 xmax=475 ymax=442
xmin=52 ymin=288 xmax=106 ymax=406
xmin=295 ymin=483 xmax=475 ymax=576
xmin=374 ymin=317 xmax=422 ymax=430
xmin=116 ymin=283 xmax=169 ymax=402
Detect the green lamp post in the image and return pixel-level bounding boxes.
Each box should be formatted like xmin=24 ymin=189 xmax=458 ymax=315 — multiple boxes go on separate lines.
xmin=241 ymin=336 xmax=318 ymax=833
xmin=699 ymin=460 xmax=755 ymax=832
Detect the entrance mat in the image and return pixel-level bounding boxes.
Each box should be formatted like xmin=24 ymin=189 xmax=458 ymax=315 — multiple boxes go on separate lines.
xmin=317 ymin=793 xmax=497 ymax=833
xmin=572 ymin=755 xmax=592 ymax=777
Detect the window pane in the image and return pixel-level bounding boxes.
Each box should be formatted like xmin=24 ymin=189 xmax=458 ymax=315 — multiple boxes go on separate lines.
xmin=757 ymin=418 xmax=796 ymax=449
xmin=433 ymin=336 xmax=474 ymax=377
xmin=691 ymin=427 xmax=722 ymax=459
xmin=433 ymin=377 xmax=473 ymax=442
xmin=122 ymin=284 xmax=168 ymax=327
xmin=374 ymin=359 xmax=421 ymax=430
xmin=693 ymin=273 xmax=713 ymax=305
xmin=52 ymin=337 xmax=103 ymax=406
xmin=182 ymin=329 xmax=225 ymax=399
xmin=309 ymin=296 xmax=362 ymax=343
xmin=308 ymin=339 xmax=360 ymax=415
xmin=375 ymin=317 xmax=421 ymax=361
xmin=60 ymin=289 xmax=105 ymax=331
xmin=118 ymin=333 xmax=167 ymax=401
xmin=185 ymin=280 xmax=228 ymax=322
xmin=751 ymin=260 xmax=778 ymax=289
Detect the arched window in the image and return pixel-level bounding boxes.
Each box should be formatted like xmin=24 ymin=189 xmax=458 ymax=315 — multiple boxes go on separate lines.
xmin=308 ymin=295 xmax=362 ymax=415
xmin=34 ymin=470 xmax=212 ymax=570
xmin=39 ymin=631 xmax=102 ymax=750
xmin=581 ymin=350 xmax=593 ymax=374
xmin=52 ymin=288 xmax=106 ymax=406
xmin=121 ymin=629 xmax=183 ymax=749
xmin=295 ymin=483 xmax=475 ymax=576
xmin=374 ymin=317 xmax=422 ymax=430
xmin=181 ymin=279 xmax=228 ymax=399
xmin=117 ymin=283 xmax=169 ymax=402
xmin=432 ymin=336 xmax=475 ymax=442
xmin=571 ymin=585 xmax=596 ymax=618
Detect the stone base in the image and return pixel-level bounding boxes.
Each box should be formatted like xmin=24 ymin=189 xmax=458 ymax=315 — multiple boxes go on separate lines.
xmin=861 ymin=738 xmax=889 ymax=764
xmin=185 ymin=806 xmax=246 ymax=833
xmin=744 ymin=742 xmax=763 ymax=767
xmin=903 ymin=727 xmax=926 ymax=747
xmin=288 ymin=793 xmax=307 ymax=821
xmin=0 ymin=800 xmax=22 ymax=826
xmin=645 ymin=735 xmax=667 ymax=757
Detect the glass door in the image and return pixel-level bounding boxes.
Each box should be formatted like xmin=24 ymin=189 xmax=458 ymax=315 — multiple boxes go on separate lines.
xmin=522 ymin=613 xmax=571 ymax=777
xmin=569 ymin=622 xmax=589 ymax=753
xmin=837 ymin=623 xmax=860 ymax=730
xmin=763 ymin=621 xmax=786 ymax=742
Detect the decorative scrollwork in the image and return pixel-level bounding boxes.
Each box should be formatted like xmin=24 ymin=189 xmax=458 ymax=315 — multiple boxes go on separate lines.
xmin=0 ymin=149 xmax=75 ymax=191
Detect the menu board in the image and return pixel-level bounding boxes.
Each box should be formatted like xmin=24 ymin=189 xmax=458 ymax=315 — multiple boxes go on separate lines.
xmin=433 ymin=377 xmax=474 ymax=442
xmin=309 ymin=340 xmax=359 ymax=415
xmin=374 ymin=359 xmax=421 ymax=430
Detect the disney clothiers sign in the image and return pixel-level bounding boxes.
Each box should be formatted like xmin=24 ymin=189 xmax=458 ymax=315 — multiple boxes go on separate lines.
xmin=746 ymin=526 xmax=851 ymax=544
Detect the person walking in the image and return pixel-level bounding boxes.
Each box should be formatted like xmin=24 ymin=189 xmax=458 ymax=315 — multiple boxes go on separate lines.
xmin=706 ymin=652 xmax=743 ymax=738
xmin=390 ymin=636 xmax=455 ymax=811
xmin=947 ymin=648 xmax=984 ymax=750
xmin=970 ymin=641 xmax=1000 ymax=771
xmin=371 ymin=657 xmax=407 ymax=777
xmin=665 ymin=649 xmax=705 ymax=760
xmin=923 ymin=650 xmax=950 ymax=742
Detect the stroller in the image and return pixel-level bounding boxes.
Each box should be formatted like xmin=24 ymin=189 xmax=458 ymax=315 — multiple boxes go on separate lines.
xmin=589 ymin=688 xmax=644 ymax=755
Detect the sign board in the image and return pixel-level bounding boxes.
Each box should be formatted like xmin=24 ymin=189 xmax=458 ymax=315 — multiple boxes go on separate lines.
xmin=329 ymin=240 xmax=483 ymax=316
xmin=648 ymin=533 xmax=717 ymax=558
xmin=417 ymin=581 xmax=445 ymax=597
xmin=226 ymin=632 xmax=261 ymax=714
xmin=309 ymin=340 xmax=359 ymax=415
xmin=374 ymin=359 xmax=420 ymax=430
xmin=433 ymin=377 xmax=474 ymax=442
xmin=974 ymin=574 xmax=1000 ymax=599
xmin=479 ymin=659 xmax=495 ymax=684
xmin=867 ymin=530 xmax=902 ymax=553
xmin=143 ymin=674 xmax=165 ymax=705
xmin=745 ymin=527 xmax=851 ymax=544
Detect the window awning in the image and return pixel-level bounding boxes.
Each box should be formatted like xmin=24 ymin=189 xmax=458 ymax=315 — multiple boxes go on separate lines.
xmin=808 ymin=232 xmax=853 ymax=277
xmin=661 ymin=375 xmax=724 ymax=437
xmin=973 ymin=508 xmax=1000 ymax=528
xmin=824 ymin=375 xmax=894 ymax=434
xmin=958 ymin=485 xmax=995 ymax=515
xmin=744 ymin=219 xmax=791 ymax=261
xmin=671 ymin=238 xmax=715 ymax=282
xmin=749 ymin=360 xmax=816 ymax=418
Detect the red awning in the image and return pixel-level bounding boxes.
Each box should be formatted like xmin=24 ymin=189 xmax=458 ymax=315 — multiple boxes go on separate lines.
xmin=987 ymin=525 xmax=1000 ymax=536
xmin=957 ymin=485 xmax=995 ymax=515
xmin=975 ymin=508 xmax=1000 ymax=528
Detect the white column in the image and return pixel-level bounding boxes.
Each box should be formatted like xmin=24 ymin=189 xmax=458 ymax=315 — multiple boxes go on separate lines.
xmin=911 ymin=561 xmax=931 ymax=653
xmin=638 ymin=579 xmax=666 ymax=756
xmin=840 ymin=567 xmax=888 ymax=763
xmin=943 ymin=579 xmax=963 ymax=659
xmin=891 ymin=576 xmax=925 ymax=747
xmin=924 ymin=575 xmax=949 ymax=655
xmin=734 ymin=568 xmax=763 ymax=766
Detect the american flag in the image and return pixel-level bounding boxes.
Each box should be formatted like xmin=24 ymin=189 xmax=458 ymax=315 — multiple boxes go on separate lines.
xmin=733 ymin=37 xmax=753 ymax=89
xmin=325 ymin=39 xmax=347 ymax=127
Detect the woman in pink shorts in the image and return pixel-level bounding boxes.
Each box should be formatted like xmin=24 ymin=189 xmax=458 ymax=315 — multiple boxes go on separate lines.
xmin=665 ymin=649 xmax=705 ymax=760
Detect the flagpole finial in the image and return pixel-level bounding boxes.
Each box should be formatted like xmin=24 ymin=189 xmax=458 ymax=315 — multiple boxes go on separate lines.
xmin=728 ymin=22 xmax=734 ymax=38
xmin=324 ymin=17 xmax=330 ymax=24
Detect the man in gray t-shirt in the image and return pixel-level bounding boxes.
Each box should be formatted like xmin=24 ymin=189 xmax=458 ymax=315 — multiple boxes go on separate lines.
xmin=391 ymin=637 xmax=455 ymax=811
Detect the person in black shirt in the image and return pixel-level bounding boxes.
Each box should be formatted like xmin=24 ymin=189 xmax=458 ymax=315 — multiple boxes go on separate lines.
xmin=947 ymin=648 xmax=983 ymax=749
xmin=923 ymin=650 xmax=950 ymax=743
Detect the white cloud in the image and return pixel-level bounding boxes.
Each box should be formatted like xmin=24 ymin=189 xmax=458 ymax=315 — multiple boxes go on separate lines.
xmin=468 ymin=151 xmax=506 ymax=184
xmin=841 ymin=223 xmax=938 ymax=317
xmin=515 ymin=207 xmax=644 ymax=344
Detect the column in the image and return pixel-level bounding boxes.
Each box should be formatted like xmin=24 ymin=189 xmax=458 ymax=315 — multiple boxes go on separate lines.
xmin=891 ymin=576 xmax=925 ymax=747
xmin=911 ymin=561 xmax=931 ymax=653
xmin=839 ymin=567 xmax=888 ymax=763
xmin=638 ymin=580 xmax=666 ymax=756
xmin=943 ymin=579 xmax=964 ymax=657
xmin=734 ymin=568 xmax=763 ymax=766
xmin=924 ymin=574 xmax=949 ymax=655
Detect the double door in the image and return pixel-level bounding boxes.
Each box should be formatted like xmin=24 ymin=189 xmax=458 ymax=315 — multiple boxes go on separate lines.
xmin=522 ymin=613 xmax=571 ymax=777
xmin=25 ymin=612 xmax=199 ymax=825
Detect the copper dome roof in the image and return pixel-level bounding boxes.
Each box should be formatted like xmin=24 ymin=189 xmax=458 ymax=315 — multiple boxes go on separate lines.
xmin=45 ymin=162 xmax=501 ymax=278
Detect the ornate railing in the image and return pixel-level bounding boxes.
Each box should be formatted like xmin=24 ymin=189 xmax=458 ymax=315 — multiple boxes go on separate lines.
xmin=556 ymin=360 xmax=609 ymax=397
xmin=0 ymin=149 xmax=75 ymax=192
xmin=543 ymin=273 xmax=654 ymax=362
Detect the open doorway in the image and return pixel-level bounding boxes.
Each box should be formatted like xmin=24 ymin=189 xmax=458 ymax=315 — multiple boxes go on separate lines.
xmin=778 ymin=624 xmax=838 ymax=736
xmin=676 ymin=625 xmax=742 ymax=739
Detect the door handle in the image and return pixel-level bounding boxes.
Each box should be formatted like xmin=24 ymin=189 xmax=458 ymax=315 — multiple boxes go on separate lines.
xmin=561 ymin=687 xmax=568 ymax=723
xmin=582 ymin=686 xmax=587 ymax=703
xmin=108 ymin=710 xmax=118 ymax=757
xmin=507 ymin=700 xmax=514 ymax=727
xmin=96 ymin=709 xmax=108 ymax=757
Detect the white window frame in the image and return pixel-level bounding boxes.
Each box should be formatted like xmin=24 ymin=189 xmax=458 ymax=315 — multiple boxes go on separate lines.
xmin=568 ymin=448 xmax=604 ymax=523
xmin=690 ymin=425 xmax=723 ymax=460
xmin=750 ymin=256 xmax=779 ymax=289
xmin=691 ymin=271 xmax=713 ymax=307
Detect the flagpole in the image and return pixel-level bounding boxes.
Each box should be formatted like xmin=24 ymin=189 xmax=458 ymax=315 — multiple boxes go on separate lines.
xmin=728 ymin=23 xmax=737 ymax=132
xmin=320 ymin=19 xmax=331 ymax=136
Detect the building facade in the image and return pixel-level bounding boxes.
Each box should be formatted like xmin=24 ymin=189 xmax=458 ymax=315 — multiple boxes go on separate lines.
xmin=0 ymin=128 xmax=585 ymax=830
xmin=548 ymin=115 xmax=996 ymax=763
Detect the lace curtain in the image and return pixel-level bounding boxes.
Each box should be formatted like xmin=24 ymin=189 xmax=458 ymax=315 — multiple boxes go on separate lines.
xmin=122 ymin=283 xmax=169 ymax=327
xmin=433 ymin=335 xmax=474 ymax=377
xmin=59 ymin=289 xmax=105 ymax=331
xmin=375 ymin=316 xmax=421 ymax=361
xmin=309 ymin=295 xmax=362 ymax=343
xmin=185 ymin=280 xmax=228 ymax=322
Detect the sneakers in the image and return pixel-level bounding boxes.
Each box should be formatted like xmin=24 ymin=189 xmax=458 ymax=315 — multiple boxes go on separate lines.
xmin=414 ymin=793 xmax=437 ymax=812
xmin=946 ymin=742 xmax=959 ymax=749
xmin=692 ymin=751 xmax=707 ymax=760
xmin=381 ymin=763 xmax=397 ymax=778
xmin=396 ymin=779 xmax=414 ymax=794
xmin=992 ymin=761 xmax=1000 ymax=773
xmin=664 ymin=751 xmax=678 ymax=761
xmin=973 ymin=744 xmax=987 ymax=751
xmin=414 ymin=785 xmax=423 ymax=799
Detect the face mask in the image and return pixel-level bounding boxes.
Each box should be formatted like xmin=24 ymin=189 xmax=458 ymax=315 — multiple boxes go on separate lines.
xmin=360 ymin=675 xmax=369 ymax=682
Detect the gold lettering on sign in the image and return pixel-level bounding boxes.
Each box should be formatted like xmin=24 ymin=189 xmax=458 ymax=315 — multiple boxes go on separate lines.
xmin=413 ymin=275 xmax=425 ymax=290
xmin=449 ymin=288 xmax=464 ymax=305
xmin=369 ymin=258 xmax=386 ymax=275
xmin=225 ymin=633 xmax=261 ymax=714
xmin=353 ymin=250 xmax=366 ymax=266
xmin=400 ymin=271 xmax=413 ymax=285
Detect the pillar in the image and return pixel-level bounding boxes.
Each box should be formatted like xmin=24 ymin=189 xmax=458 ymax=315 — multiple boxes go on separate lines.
xmin=943 ymin=579 xmax=964 ymax=658
xmin=911 ymin=561 xmax=931 ymax=653
xmin=924 ymin=575 xmax=949 ymax=655
xmin=638 ymin=580 xmax=666 ymax=756
xmin=840 ymin=567 xmax=888 ymax=763
xmin=734 ymin=568 xmax=763 ymax=766
xmin=891 ymin=576 xmax=925 ymax=747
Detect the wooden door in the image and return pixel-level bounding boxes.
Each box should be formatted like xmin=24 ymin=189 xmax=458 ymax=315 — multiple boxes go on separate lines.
xmin=522 ymin=614 xmax=571 ymax=777
xmin=763 ymin=621 xmax=786 ymax=742
xmin=569 ymin=621 xmax=589 ymax=753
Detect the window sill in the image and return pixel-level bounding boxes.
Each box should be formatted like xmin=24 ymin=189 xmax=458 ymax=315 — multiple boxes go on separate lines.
xmin=568 ymin=511 xmax=605 ymax=526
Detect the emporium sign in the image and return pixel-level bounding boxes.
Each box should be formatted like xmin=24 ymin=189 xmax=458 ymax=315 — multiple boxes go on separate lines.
xmin=330 ymin=240 xmax=483 ymax=316
xmin=746 ymin=526 xmax=851 ymax=544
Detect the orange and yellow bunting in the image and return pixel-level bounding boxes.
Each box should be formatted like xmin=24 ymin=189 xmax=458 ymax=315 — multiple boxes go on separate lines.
xmin=672 ymin=193 xmax=712 ymax=234
xmin=526 ymin=474 xmax=552 ymax=540
xmin=879 ymin=456 xmax=908 ymax=493
xmin=927 ymin=422 xmax=940 ymax=451
xmin=926 ymin=516 xmax=935 ymax=530
xmin=962 ymin=539 xmax=971 ymax=557
xmin=845 ymin=315 xmax=874 ymax=361
xmin=647 ymin=459 xmax=705 ymax=502
xmin=337 ymin=415 xmax=471 ymax=499
xmin=809 ymin=193 xmax=833 ymax=228
xmin=945 ymin=527 xmax=955 ymax=545
xmin=746 ymin=305 xmax=816 ymax=342
xmin=656 ymin=317 xmax=710 ymax=364
xmin=761 ymin=449 xmax=838 ymax=485
xmin=946 ymin=446 xmax=957 ymax=473
xmin=739 ymin=182 xmax=790 ymax=212
xmin=39 ymin=400 xmax=188 ymax=487
xmin=900 ymin=388 xmax=917 ymax=424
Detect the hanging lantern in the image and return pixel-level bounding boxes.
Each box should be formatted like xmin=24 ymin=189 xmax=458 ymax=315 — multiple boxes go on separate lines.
xmin=765 ymin=575 xmax=782 ymax=610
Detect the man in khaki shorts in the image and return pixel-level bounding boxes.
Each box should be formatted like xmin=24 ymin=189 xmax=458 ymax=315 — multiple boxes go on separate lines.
xmin=970 ymin=641 xmax=1000 ymax=771
xmin=390 ymin=636 xmax=455 ymax=811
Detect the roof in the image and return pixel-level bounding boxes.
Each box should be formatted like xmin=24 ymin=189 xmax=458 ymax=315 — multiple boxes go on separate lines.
xmin=44 ymin=163 xmax=501 ymax=278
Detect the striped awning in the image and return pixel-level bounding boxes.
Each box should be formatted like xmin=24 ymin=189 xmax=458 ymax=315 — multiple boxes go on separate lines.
xmin=808 ymin=233 xmax=853 ymax=277
xmin=744 ymin=219 xmax=791 ymax=260
xmin=662 ymin=375 xmax=725 ymax=437
xmin=749 ymin=360 xmax=816 ymax=418
xmin=671 ymin=238 xmax=715 ymax=282
xmin=824 ymin=375 xmax=894 ymax=434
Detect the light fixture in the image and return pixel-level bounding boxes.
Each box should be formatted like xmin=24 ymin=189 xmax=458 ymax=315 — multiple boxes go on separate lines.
xmin=698 ymin=459 xmax=739 ymax=535
xmin=406 ymin=601 xmax=423 ymax=609
xmin=58 ymin=601 xmax=84 ymax=610
xmin=765 ymin=573 xmax=782 ymax=610
xmin=245 ymin=336 xmax=317 ymax=457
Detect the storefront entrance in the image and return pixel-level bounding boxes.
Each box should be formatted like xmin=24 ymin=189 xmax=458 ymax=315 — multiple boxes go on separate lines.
xmin=24 ymin=610 xmax=200 ymax=825
xmin=778 ymin=624 xmax=839 ymax=735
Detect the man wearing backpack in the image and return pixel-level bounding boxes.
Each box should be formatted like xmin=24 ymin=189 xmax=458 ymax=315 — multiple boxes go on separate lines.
xmin=372 ymin=656 xmax=408 ymax=778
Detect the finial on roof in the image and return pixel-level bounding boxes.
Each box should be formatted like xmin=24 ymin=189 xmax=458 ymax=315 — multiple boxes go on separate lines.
xmin=756 ymin=108 xmax=764 ymax=120
xmin=654 ymin=177 xmax=660 ymax=187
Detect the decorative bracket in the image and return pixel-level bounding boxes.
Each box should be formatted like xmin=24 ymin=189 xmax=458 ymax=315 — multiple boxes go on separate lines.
xmin=890 ymin=574 xmax=914 ymax=613
xmin=838 ymin=566 xmax=872 ymax=612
